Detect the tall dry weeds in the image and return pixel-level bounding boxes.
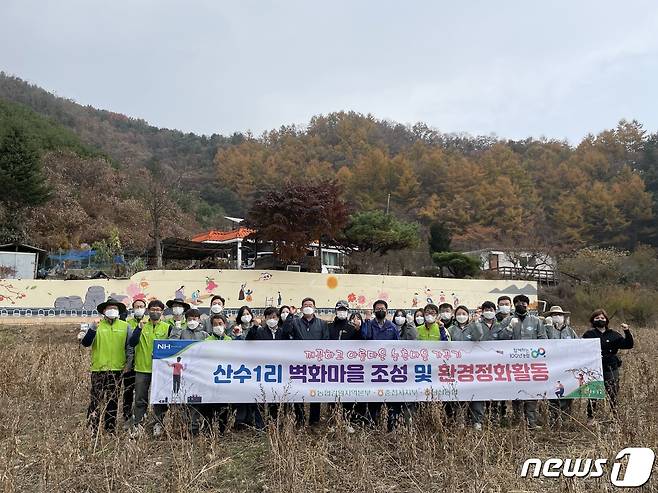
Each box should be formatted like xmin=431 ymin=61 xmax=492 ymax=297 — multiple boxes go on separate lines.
xmin=0 ymin=324 xmax=655 ymax=492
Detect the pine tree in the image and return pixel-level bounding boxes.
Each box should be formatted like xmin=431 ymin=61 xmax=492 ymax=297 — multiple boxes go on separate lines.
xmin=0 ymin=126 xmax=51 ymax=242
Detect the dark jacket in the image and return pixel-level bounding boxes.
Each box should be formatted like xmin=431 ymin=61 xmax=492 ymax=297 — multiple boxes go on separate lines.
xmin=328 ymin=318 xmax=361 ymax=340
xmin=582 ymin=327 xmax=634 ymax=371
xmin=361 ymin=319 xmax=399 ymax=340
xmin=246 ymin=324 xmax=287 ymax=341
xmin=282 ymin=315 xmax=329 ymax=340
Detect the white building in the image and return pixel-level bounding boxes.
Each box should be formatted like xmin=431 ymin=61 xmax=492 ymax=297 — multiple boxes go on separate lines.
xmin=192 ymin=226 xmax=347 ymax=273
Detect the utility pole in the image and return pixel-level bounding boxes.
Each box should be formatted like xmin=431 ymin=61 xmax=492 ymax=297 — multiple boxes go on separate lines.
xmin=386 ymin=193 xmax=391 ymax=215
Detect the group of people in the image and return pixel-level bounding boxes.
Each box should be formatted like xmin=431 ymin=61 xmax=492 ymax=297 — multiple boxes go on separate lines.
xmin=80 ymin=292 xmax=634 ymax=436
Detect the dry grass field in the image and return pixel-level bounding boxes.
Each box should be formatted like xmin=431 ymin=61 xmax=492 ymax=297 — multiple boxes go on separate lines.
xmin=0 ymin=324 xmax=655 ymax=493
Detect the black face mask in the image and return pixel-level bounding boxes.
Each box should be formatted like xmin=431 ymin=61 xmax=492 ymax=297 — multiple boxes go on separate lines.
xmin=515 ymin=305 xmax=527 ymax=315
xmin=375 ymin=310 xmax=387 ymax=320
xmin=593 ymin=319 xmax=607 ymax=329
xmin=149 ymin=311 xmax=162 ymax=321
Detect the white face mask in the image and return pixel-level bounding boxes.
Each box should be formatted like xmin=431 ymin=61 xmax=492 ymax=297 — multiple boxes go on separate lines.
xmin=553 ymin=315 xmax=564 ymax=326
xmin=302 ymin=306 xmax=315 ymax=316
xmin=456 ymin=314 xmax=469 ymax=324
xmin=415 ymin=316 xmax=425 ymax=325
xmin=241 ymin=314 xmax=252 ymax=324
xmin=187 ymin=320 xmax=200 ymax=330
xmin=210 ymin=304 xmax=223 ymax=314
xmin=280 ymin=311 xmax=289 ymax=321
xmin=105 ymin=308 xmax=119 ymax=320
xmin=336 ymin=310 xmax=348 ymax=320
xmin=482 ymin=311 xmax=495 ymax=320
xmin=406 ymin=314 xmax=414 ymax=324
xmin=440 ymin=312 xmax=452 ymax=321
xmin=394 ymin=316 xmax=406 ymax=326
xmin=172 ymin=306 xmax=185 ymax=316
xmin=266 ymin=318 xmax=279 ymax=329
xmin=498 ymin=305 xmax=511 ymax=314
xmin=133 ymin=308 xmax=145 ymax=318
xmin=425 ymin=314 xmax=436 ymax=324
xmin=213 ymin=325 xmax=225 ymax=336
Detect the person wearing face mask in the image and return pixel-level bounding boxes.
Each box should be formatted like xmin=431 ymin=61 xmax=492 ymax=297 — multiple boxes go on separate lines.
xmin=203 ymin=295 xmax=233 ymax=334
xmin=247 ymin=307 xmax=286 ymax=340
xmin=472 ymin=301 xmax=506 ymax=425
xmin=328 ymin=300 xmax=360 ymax=340
xmin=325 ymin=301 xmax=361 ymax=432
xmin=80 ymin=298 xmax=130 ymax=434
xmin=438 ymin=303 xmax=455 ymax=329
xmin=127 ymin=299 xmax=173 ymax=436
xmin=232 ymin=305 xmax=261 ymax=429
xmin=120 ymin=299 xmax=146 ymax=428
xmin=492 ymin=296 xmax=513 ymax=422
xmin=416 ymin=304 xmax=451 ymax=341
xmin=202 ymin=314 xmax=232 ymax=434
xmin=475 ymin=301 xmax=504 ymax=341
xmin=176 ymin=308 xmax=210 ymax=341
xmin=361 ymin=300 xmax=402 ymax=431
xmin=543 ymin=306 xmax=577 ymax=340
xmin=582 ymin=309 xmax=633 ymax=425
xmin=166 ymin=298 xmax=191 ymax=337
xmin=496 ymin=296 xmax=513 ymax=323
xmin=393 ymin=309 xmax=418 ymax=341
xmin=207 ymin=314 xmax=232 ymax=341
xmin=499 ymin=294 xmax=546 ymax=429
xmin=233 ymin=305 xmax=258 ymax=341
xmin=393 ymin=308 xmax=419 ymax=425
xmin=542 ymin=306 xmax=577 ymax=426
xmin=343 ymin=312 xmax=369 ymax=427
xmin=361 ymin=300 xmax=399 ymax=341
xmin=168 ymin=308 xmax=209 ymax=436
xmin=413 ymin=309 xmax=425 ymax=328
xmin=245 ymin=307 xmax=288 ymax=428
xmin=446 ymin=305 xmax=485 ymax=429
xmin=282 ymin=297 xmax=329 ymax=427
xmin=278 ymin=305 xmax=291 ymax=328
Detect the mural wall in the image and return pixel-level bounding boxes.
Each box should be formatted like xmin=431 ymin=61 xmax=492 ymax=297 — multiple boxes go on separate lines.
xmin=0 ymin=270 xmax=538 ymax=316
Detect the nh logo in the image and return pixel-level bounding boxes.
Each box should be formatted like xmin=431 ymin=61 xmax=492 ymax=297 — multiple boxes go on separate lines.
xmin=157 ymin=343 xmax=171 ymax=349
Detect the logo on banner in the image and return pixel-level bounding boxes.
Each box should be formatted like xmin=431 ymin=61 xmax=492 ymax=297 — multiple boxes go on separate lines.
xmin=520 ymin=448 xmax=655 ymax=487
xmin=530 ymin=347 xmax=546 ymax=358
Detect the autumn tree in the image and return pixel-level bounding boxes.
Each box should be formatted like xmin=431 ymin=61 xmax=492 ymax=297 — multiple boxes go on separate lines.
xmin=244 ymin=180 xmax=350 ymax=269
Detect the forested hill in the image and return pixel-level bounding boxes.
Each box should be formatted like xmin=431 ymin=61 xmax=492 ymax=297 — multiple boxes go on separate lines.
xmin=1 ymin=71 xmax=658 ymax=254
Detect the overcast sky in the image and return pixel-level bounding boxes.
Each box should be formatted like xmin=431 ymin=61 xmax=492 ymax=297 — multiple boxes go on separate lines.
xmin=2 ymin=1 xmax=658 ymax=142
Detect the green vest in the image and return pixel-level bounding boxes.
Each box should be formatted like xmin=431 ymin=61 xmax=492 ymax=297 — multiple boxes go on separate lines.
xmin=134 ymin=320 xmax=171 ymax=373
xmin=416 ymin=322 xmax=451 ymax=341
xmin=126 ymin=316 xmax=145 ymax=330
xmin=91 ymin=318 xmax=129 ymax=372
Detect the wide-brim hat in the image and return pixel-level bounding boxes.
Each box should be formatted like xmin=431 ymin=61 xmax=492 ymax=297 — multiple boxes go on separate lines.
xmin=97 ymin=297 xmax=127 ymax=313
xmin=166 ymin=298 xmax=191 ymax=311
xmin=545 ymin=305 xmax=570 ymax=316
